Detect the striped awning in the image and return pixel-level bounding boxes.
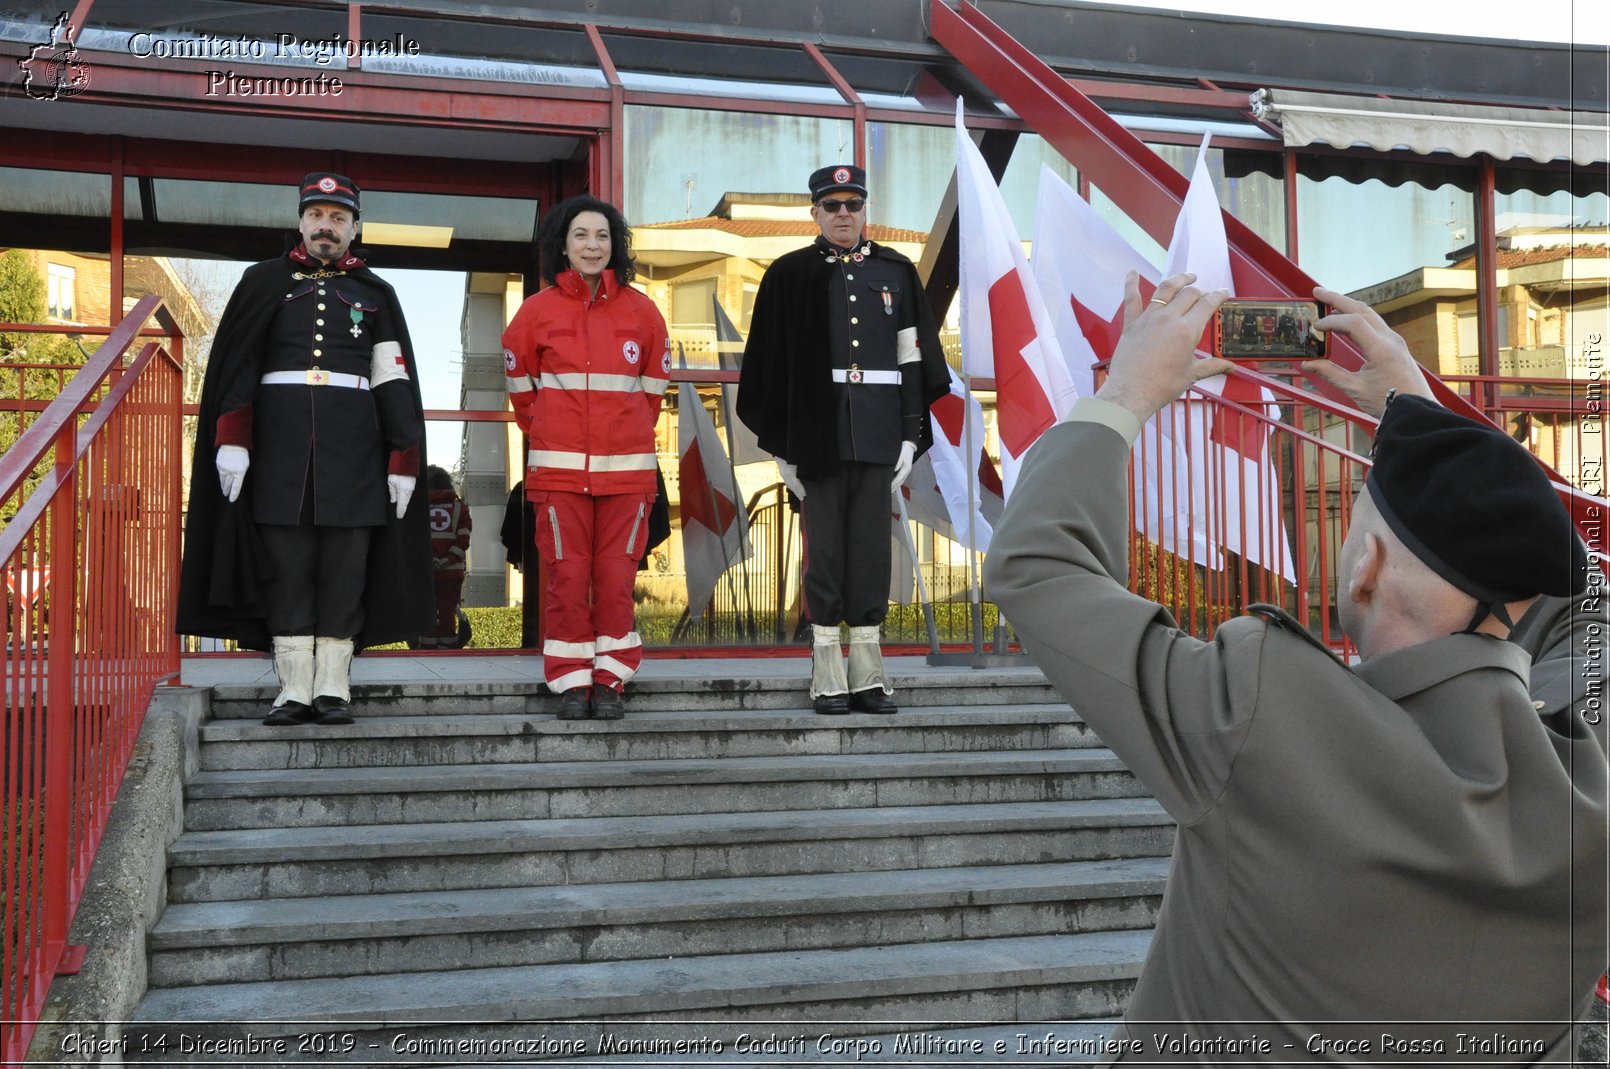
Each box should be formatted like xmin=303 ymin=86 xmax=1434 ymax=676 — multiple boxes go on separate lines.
xmin=1251 ymin=89 xmax=1608 ymax=167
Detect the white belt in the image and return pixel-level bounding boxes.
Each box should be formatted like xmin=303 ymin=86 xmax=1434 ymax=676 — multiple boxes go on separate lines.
xmin=831 ymin=367 xmax=901 ymax=385
xmin=261 ymin=370 xmax=371 ymax=390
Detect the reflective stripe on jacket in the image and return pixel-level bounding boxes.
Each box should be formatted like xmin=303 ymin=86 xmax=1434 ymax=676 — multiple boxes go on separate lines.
xmin=502 ymin=268 xmax=670 ymax=496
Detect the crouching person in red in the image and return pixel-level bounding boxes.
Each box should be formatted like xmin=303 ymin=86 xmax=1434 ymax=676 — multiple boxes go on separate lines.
xmin=502 ymin=195 xmax=670 ymax=720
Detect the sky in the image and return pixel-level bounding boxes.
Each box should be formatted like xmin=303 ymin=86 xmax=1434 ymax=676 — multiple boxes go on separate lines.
xmin=1107 ymin=0 xmax=1609 ymax=45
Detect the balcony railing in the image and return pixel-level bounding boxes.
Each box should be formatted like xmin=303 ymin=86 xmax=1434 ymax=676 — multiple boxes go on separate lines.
xmin=1 ymin=296 xmax=185 ymax=1063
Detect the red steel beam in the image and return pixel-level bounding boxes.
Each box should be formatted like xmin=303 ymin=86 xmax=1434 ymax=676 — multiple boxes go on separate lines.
xmin=585 ymin=23 xmax=624 ymax=205
xmin=109 ymin=139 xmax=123 ymax=326
xmin=804 ymin=41 xmax=867 ymax=169
xmin=1475 ymin=159 xmax=1502 ymax=420
xmin=347 ymin=3 xmax=363 ymax=72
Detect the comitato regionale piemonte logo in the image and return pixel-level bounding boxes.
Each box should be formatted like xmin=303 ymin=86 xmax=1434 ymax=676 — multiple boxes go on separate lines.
xmin=19 ymin=12 xmax=90 ymax=101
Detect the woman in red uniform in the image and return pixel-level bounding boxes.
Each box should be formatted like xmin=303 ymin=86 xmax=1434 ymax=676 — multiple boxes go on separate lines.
xmin=502 ymin=195 xmax=670 ymax=719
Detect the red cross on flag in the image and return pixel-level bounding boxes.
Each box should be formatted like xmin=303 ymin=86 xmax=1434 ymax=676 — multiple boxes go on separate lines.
xmin=4 ymin=567 xmax=49 ymax=606
xmin=676 ymin=360 xmax=752 ymax=621
xmin=956 ymin=101 xmax=1076 ymax=500
xmin=1031 ymin=163 xmax=1161 ymax=400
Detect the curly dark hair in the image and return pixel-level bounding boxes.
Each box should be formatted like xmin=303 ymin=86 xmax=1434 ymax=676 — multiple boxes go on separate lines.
xmin=536 ymin=194 xmax=635 ymax=286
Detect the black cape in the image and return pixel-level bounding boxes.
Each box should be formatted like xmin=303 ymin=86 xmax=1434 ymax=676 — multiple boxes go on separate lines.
xmin=175 ymin=251 xmax=433 ymax=651
xmin=738 ymin=240 xmax=948 ymax=480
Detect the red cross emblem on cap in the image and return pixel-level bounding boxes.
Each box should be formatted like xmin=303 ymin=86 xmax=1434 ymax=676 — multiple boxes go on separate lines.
xmin=833 ymin=167 xmax=851 ymax=185
xmin=317 ymin=177 xmax=337 ymax=192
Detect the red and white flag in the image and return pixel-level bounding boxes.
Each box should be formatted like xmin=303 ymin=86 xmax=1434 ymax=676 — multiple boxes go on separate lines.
xmin=956 ymin=102 xmax=1076 ymax=499
xmin=1031 ymin=164 xmax=1160 ymax=399
xmin=1031 ymin=167 xmax=1208 ymax=565
xmin=676 ymin=354 xmax=753 ymax=620
xmin=1160 ymin=138 xmax=1296 ymax=583
xmin=711 ymin=297 xmax=768 ymax=467
xmin=902 ymin=366 xmax=1004 ymax=552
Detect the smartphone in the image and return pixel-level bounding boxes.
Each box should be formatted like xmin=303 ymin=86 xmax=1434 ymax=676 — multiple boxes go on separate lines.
xmin=1213 ymin=299 xmax=1326 ymax=360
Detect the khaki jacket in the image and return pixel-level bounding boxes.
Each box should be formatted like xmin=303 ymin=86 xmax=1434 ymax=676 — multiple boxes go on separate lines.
xmin=984 ymin=399 xmax=1607 ymax=1063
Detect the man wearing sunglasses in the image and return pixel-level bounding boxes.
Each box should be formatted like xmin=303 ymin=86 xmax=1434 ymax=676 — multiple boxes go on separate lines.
xmin=739 ymin=164 xmax=948 ymax=715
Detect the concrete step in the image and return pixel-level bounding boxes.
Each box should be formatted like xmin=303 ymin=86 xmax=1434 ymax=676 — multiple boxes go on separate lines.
xmin=183 ymin=748 xmax=1143 ymax=831
xmin=167 ymin=798 xmax=1175 ymax=902
xmin=149 ymin=858 xmax=1169 ymax=986
xmin=205 ymin=669 xmax=1064 ymax=719
xmin=129 ymin=930 xmax=1151 ymax=1063
xmin=197 ymin=705 xmax=1096 ymax=772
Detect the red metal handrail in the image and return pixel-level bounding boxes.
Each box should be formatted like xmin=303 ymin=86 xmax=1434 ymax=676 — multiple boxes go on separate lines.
xmin=1 ymin=294 xmax=184 ymax=1063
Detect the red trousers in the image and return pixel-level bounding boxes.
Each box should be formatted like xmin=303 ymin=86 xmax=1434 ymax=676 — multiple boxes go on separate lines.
xmin=530 ymin=490 xmax=652 ymax=692
xmin=418 ymin=573 xmax=464 ymax=646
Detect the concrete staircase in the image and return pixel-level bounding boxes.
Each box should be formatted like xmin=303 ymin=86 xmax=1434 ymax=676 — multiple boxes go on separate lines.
xmin=129 ymin=666 xmax=1172 ymax=1065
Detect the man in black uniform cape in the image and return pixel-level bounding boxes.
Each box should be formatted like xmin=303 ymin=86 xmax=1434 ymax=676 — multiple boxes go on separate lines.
xmin=177 ymin=172 xmax=432 ymax=725
xmin=738 ymin=164 xmax=948 ymax=714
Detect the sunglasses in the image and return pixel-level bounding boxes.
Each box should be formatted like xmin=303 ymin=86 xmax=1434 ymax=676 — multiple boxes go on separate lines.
xmin=816 ymin=197 xmax=866 ymax=214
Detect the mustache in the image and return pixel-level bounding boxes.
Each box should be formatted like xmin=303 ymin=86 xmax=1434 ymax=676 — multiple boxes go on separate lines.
xmin=312 ymin=230 xmax=339 ymax=243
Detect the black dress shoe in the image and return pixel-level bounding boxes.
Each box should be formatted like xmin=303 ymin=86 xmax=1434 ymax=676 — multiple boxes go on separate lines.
xmin=591 ymin=684 xmax=625 ymax=720
xmin=311 ymin=694 xmax=354 ymax=725
xmin=813 ymin=694 xmax=850 ymax=715
xmin=849 ymin=688 xmax=898 ymax=714
xmin=558 ymin=687 xmax=591 ymax=720
xmin=263 ymin=701 xmax=314 ymax=726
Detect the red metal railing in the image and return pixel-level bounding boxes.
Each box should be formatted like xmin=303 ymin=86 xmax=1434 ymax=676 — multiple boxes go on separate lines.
xmin=1 ymin=295 xmax=184 ymax=1063
xmin=1112 ymin=362 xmax=1376 ymax=652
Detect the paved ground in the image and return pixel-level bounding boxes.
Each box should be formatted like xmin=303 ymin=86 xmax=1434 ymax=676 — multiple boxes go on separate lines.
xmin=177 ymin=651 xmax=1044 ymax=689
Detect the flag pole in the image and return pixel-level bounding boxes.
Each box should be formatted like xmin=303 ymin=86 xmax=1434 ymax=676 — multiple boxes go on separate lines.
xmin=712 ymin=306 xmax=760 ymax=639
xmin=893 ymin=489 xmax=941 ymax=654
xmin=962 ymin=369 xmax=985 ymax=656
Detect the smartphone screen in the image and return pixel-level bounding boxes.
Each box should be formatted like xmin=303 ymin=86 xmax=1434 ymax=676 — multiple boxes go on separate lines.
xmin=1214 ymin=300 xmax=1326 ymax=359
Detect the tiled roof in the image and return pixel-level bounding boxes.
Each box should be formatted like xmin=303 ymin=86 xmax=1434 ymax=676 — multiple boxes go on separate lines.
xmin=639 ymin=217 xmax=929 ymax=243
xmin=1447 ymin=244 xmax=1610 ymax=269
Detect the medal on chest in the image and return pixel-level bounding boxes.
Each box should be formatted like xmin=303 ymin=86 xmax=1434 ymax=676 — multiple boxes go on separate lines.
xmin=349 ymin=305 xmax=364 ymax=338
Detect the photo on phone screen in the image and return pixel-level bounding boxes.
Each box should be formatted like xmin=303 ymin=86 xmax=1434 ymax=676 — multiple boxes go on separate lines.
xmin=1214 ymin=299 xmax=1326 ymax=359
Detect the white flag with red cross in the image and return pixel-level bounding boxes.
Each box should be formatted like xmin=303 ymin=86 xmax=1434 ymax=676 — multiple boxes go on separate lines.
xmin=955 ymin=101 xmax=1077 ymax=500
xmin=675 ymin=347 xmax=752 ymax=620
xmin=1030 ymin=165 xmax=1217 ymax=567
xmin=1160 ymin=138 xmax=1296 ymax=583
xmin=902 ymin=365 xmax=1004 ymax=552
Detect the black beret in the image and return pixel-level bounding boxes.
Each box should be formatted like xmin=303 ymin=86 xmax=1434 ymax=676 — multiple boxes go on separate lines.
xmin=808 ymin=164 xmax=867 ymax=200
xmin=299 ymin=172 xmax=360 ymax=215
xmin=1366 ymin=394 xmax=1587 ymax=603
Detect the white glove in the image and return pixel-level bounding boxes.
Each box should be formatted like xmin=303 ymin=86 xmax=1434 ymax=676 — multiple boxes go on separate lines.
xmin=387 ymin=473 xmax=416 ymax=519
xmin=776 ymin=458 xmax=806 ymax=501
xmin=216 ymin=445 xmax=249 ymax=502
xmin=890 ymin=440 xmax=916 ymax=489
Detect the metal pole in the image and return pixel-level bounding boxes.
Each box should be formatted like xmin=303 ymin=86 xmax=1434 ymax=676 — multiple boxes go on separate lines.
xmin=962 ymin=371 xmax=984 ymax=655
xmin=894 ymin=490 xmax=941 ymax=653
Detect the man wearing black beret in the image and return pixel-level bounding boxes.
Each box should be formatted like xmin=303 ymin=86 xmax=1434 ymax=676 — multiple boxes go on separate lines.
xmin=986 ymin=275 xmax=1606 ymax=1060
xmin=739 ymin=164 xmax=948 ymax=714
xmin=177 ymin=173 xmax=432 ymax=725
